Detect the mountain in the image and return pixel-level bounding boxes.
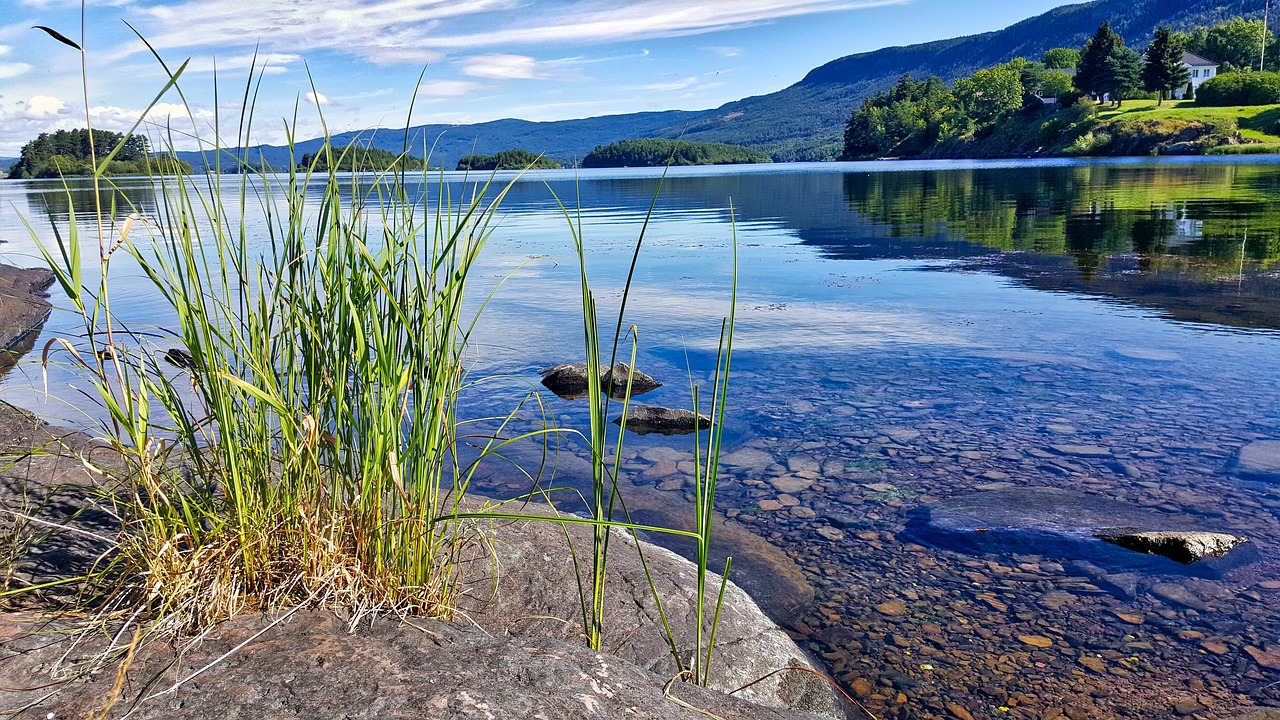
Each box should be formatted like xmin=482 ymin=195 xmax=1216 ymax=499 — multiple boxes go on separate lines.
xmin=0 ymin=157 xmax=17 ymax=172
xmin=180 ymin=0 xmax=1271 ymax=170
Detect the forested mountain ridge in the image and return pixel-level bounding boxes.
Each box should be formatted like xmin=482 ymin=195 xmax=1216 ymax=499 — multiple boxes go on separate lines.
xmin=180 ymin=0 xmax=1272 ymax=169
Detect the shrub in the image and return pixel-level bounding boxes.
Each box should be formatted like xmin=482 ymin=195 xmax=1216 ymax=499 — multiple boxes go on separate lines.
xmin=1197 ymin=72 xmax=1280 ymax=106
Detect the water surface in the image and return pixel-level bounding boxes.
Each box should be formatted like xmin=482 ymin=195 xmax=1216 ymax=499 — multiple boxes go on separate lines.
xmin=4 ymin=158 xmax=1280 ymax=719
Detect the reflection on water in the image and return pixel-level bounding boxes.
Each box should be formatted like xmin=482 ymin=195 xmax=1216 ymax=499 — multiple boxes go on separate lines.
xmin=4 ymin=159 xmax=1280 ymax=719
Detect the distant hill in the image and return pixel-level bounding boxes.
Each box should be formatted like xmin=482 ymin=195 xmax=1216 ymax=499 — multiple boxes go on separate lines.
xmin=0 ymin=157 xmax=17 ymax=172
xmin=179 ymin=0 xmax=1271 ymax=169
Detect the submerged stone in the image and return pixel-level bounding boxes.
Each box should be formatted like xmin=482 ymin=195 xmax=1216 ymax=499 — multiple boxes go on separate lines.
xmin=1097 ymin=531 xmax=1249 ymax=565
xmin=1235 ymin=440 xmax=1280 ymax=482
xmin=164 ymin=347 xmax=195 ymax=369
xmin=539 ymin=362 xmax=661 ymax=400
xmin=612 ymin=405 xmax=710 ymax=436
xmin=906 ymin=487 xmax=1254 ymax=578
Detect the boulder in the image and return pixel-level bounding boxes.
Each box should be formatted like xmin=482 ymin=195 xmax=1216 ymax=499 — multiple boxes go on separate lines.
xmin=613 ymin=405 xmax=711 ymax=435
xmin=0 ymin=265 xmax=54 ymax=369
xmin=0 ymin=612 xmax=830 ymax=720
xmin=906 ymin=487 xmax=1253 ymax=577
xmin=540 ymin=362 xmax=662 ymax=400
xmin=459 ymin=503 xmax=838 ymax=717
xmin=1097 ymin=530 xmax=1249 ymax=564
xmin=1236 ymin=440 xmax=1280 ymax=482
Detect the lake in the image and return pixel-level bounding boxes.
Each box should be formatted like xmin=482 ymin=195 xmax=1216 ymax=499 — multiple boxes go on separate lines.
xmin=3 ymin=158 xmax=1280 ymax=720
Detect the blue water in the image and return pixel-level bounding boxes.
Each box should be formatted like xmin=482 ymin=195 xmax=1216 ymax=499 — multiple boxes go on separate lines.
xmin=4 ymin=158 xmax=1280 ymax=718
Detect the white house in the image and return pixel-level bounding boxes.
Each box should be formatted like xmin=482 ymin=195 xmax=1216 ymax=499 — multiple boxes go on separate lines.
xmin=1176 ymin=51 xmax=1219 ymax=99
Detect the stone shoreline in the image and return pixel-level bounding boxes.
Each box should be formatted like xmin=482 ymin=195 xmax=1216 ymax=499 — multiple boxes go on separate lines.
xmin=0 ymin=263 xmax=839 ymax=719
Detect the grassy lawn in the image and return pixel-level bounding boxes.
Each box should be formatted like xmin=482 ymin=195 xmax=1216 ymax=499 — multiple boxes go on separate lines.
xmin=1093 ymin=99 xmax=1280 ymax=147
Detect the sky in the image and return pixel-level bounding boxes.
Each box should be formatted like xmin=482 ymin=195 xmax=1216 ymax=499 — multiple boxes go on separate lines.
xmin=0 ymin=0 xmax=1072 ymax=156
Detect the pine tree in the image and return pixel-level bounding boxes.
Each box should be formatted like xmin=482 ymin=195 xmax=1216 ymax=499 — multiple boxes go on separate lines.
xmin=1077 ymin=22 xmax=1124 ymax=98
xmin=1143 ymin=26 xmax=1190 ymax=105
xmin=1102 ymin=47 xmax=1145 ymax=106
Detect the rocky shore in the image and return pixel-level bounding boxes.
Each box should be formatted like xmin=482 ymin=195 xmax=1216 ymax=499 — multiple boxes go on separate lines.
xmin=0 ymin=263 xmax=838 ymax=719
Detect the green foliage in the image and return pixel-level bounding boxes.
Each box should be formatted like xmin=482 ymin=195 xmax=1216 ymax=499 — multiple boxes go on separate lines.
xmin=1077 ymin=22 xmax=1124 ymax=97
xmin=1201 ymin=18 xmax=1275 ymax=73
xmin=1197 ymin=72 xmax=1280 ymax=106
xmin=297 ymin=144 xmax=424 ymax=172
xmin=580 ymin=139 xmax=770 ymax=167
xmin=1102 ymin=46 xmax=1147 ymax=105
xmin=9 ymin=129 xmax=191 ymax=179
xmin=1041 ymin=70 xmax=1077 ymax=99
xmin=1144 ymin=26 xmax=1191 ymax=104
xmin=955 ymin=66 xmax=1025 ymax=122
xmin=1043 ymin=48 xmax=1081 ymax=70
xmin=841 ymin=75 xmax=955 ymax=159
xmin=455 ymin=148 xmax=561 ymax=171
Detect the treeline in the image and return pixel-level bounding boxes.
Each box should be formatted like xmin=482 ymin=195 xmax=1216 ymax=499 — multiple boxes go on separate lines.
xmin=298 ymin=145 xmax=425 ymax=172
xmin=456 ymin=148 xmax=560 ymax=171
xmin=8 ymin=129 xmax=192 ymax=178
xmin=581 ymin=139 xmax=771 ymax=168
xmin=841 ymin=14 xmax=1280 ymax=160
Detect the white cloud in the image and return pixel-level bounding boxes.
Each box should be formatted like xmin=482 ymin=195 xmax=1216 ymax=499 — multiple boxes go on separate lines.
xmin=185 ymin=52 xmax=302 ymax=75
xmin=305 ymin=91 xmax=331 ymax=106
xmin=416 ymin=79 xmax=487 ymax=98
xmin=0 ymin=62 xmax=33 ymax=79
xmin=123 ymin=0 xmax=903 ymax=62
xmin=457 ymin=53 xmax=545 ymax=80
xmin=705 ymin=46 xmax=743 ymax=58
xmin=642 ymin=76 xmax=699 ymax=93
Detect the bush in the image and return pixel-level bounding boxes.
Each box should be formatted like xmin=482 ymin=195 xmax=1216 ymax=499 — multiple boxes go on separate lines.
xmin=1197 ymin=72 xmax=1280 ymax=106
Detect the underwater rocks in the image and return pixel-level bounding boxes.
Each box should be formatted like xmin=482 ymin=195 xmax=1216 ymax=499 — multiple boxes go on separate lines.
xmin=539 ymin=362 xmax=661 ymax=400
xmin=1235 ymin=440 xmax=1280 ymax=482
xmin=911 ymin=487 xmax=1252 ymax=570
xmin=612 ymin=405 xmax=710 ymax=435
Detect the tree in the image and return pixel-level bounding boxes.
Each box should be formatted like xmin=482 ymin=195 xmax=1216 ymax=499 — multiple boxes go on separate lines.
xmin=1102 ymin=47 xmax=1146 ymax=106
xmin=8 ymin=128 xmax=186 ymax=179
xmin=456 ymin=148 xmax=560 ymax=171
xmin=840 ymin=75 xmax=954 ymax=159
xmin=1040 ymin=70 xmax=1076 ymax=100
xmin=1077 ymin=22 xmax=1124 ymax=98
xmin=954 ymin=66 xmax=1024 ymax=122
xmin=1179 ymin=19 xmax=1279 ymax=73
xmin=1144 ymin=25 xmax=1191 ymax=104
xmin=1043 ymin=48 xmax=1081 ymax=70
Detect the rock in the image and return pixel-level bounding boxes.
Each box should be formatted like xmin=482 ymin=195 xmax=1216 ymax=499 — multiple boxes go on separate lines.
xmin=720 ymin=448 xmax=775 ymax=468
xmin=1048 ymin=444 xmax=1112 ymax=458
xmin=1235 ymin=440 xmax=1280 ymax=482
xmin=906 ymin=487 xmax=1255 ymax=575
xmin=947 ymin=702 xmax=976 ymax=720
xmin=770 ymin=475 xmax=813 ymax=494
xmin=876 ymin=600 xmax=908 ymax=616
xmin=1149 ymin=583 xmax=1210 ymax=612
xmin=0 ymin=613 xmax=826 ymax=720
xmin=613 ymin=405 xmax=710 ymax=436
xmin=1171 ymin=698 xmax=1202 ymax=716
xmin=1245 ymin=646 xmax=1280 ymax=669
xmin=850 ymin=678 xmax=873 ymax=698
xmin=539 ymin=362 xmax=661 ymax=400
xmin=1110 ymin=611 xmax=1145 ymax=625
xmin=0 ymin=265 xmax=54 ymax=367
xmin=1097 ymin=531 xmax=1248 ymax=564
xmin=1111 ymin=348 xmax=1181 ymax=362
xmin=1078 ymin=656 xmax=1107 ymax=673
xmin=759 ymin=499 xmax=785 ymax=512
xmin=1226 ymin=711 xmax=1280 ymax=720
xmin=1019 ymin=634 xmax=1054 ymax=648
xmin=816 ymin=527 xmax=845 ymax=542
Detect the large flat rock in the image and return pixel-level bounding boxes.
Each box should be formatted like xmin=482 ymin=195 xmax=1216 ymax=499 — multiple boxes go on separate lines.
xmin=1236 ymin=440 xmax=1280 ymax=482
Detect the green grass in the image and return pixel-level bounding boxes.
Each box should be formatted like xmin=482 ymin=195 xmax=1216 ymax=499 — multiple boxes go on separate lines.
xmin=1092 ymin=99 xmax=1280 ymax=145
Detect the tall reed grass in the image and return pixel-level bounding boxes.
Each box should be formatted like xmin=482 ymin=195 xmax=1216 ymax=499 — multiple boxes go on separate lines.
xmin=17 ymin=16 xmax=737 ymax=689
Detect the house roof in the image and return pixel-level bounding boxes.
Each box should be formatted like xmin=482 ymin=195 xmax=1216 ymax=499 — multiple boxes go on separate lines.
xmin=1182 ymin=51 xmax=1218 ymax=67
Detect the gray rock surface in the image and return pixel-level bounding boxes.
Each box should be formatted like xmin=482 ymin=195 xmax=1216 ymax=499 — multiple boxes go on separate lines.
xmin=1236 ymin=440 xmax=1280 ymax=482
xmin=0 ymin=265 xmax=54 ymax=369
xmin=1097 ymin=530 xmax=1249 ymax=564
xmin=458 ymin=504 xmax=839 ymax=717
xmin=613 ymin=405 xmax=711 ymax=435
xmin=0 ymin=612 xmax=829 ymax=720
xmin=540 ymin=362 xmax=661 ymax=400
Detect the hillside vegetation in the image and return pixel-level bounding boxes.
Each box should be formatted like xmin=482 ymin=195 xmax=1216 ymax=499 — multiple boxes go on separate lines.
xmin=298 ymin=145 xmax=426 ymax=172
xmin=177 ymin=0 xmax=1276 ymax=168
xmin=9 ymin=129 xmax=191 ymax=179
xmin=580 ymin=139 xmax=771 ymax=168
xmin=456 ymin=149 xmax=560 ymax=171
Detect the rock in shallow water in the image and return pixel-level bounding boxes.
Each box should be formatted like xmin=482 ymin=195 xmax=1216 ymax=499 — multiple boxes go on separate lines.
xmin=613 ymin=405 xmax=710 ymax=435
xmin=1097 ymin=530 xmax=1249 ymax=564
xmin=539 ymin=362 xmax=661 ymax=400
xmin=1235 ymin=440 xmax=1280 ymax=482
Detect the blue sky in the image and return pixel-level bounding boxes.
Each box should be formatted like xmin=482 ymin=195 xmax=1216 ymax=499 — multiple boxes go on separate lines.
xmin=0 ymin=0 xmax=1070 ymax=155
